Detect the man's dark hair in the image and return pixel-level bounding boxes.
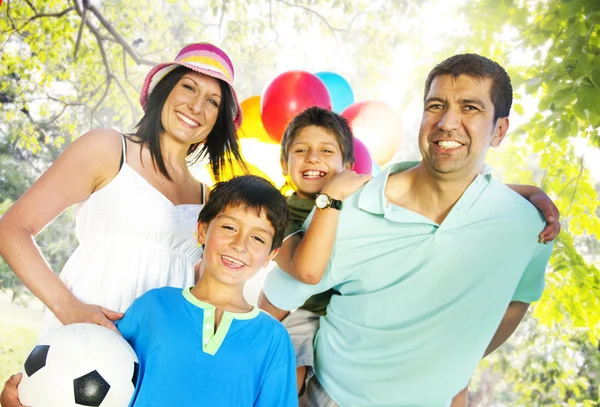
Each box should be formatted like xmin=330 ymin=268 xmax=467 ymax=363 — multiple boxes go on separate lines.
xmin=197 ymin=175 xmax=289 ymax=251
xmin=280 ymin=106 xmax=354 ymax=165
xmin=423 ymin=53 xmax=513 ymax=122
xmin=132 ymin=66 xmax=246 ymax=180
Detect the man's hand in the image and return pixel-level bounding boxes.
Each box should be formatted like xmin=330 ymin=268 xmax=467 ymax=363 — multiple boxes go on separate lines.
xmin=0 ymin=373 xmax=26 ymax=407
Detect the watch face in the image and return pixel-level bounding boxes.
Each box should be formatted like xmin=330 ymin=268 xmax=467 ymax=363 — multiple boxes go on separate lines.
xmin=315 ymin=194 xmax=329 ymax=209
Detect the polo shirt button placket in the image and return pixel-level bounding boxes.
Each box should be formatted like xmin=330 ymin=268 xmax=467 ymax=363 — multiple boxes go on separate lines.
xmin=203 ymin=309 xmax=215 ymax=350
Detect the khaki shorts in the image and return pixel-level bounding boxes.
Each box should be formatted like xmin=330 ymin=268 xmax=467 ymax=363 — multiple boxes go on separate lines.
xmin=299 ymin=374 xmax=339 ymax=407
xmin=282 ymin=309 xmax=321 ymax=371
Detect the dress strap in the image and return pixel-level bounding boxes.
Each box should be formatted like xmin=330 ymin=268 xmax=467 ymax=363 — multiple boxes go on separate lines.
xmin=119 ymin=134 xmax=128 ymax=169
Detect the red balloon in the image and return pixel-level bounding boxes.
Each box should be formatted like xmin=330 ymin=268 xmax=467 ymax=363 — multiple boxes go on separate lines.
xmin=352 ymin=137 xmax=373 ymax=175
xmin=260 ymin=70 xmax=332 ymax=142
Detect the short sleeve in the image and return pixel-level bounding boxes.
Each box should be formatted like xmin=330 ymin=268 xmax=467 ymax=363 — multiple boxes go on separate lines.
xmin=512 ymin=242 xmax=553 ymax=303
xmin=116 ymin=295 xmax=150 ymax=354
xmin=262 ymin=265 xmax=336 ymax=311
xmin=116 ymin=303 xmax=140 ymax=343
xmin=262 ymin=208 xmax=335 ymax=310
xmin=254 ymin=328 xmax=298 ymax=407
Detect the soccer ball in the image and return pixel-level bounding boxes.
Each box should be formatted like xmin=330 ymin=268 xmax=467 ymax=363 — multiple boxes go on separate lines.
xmin=19 ymin=323 xmax=139 ymax=407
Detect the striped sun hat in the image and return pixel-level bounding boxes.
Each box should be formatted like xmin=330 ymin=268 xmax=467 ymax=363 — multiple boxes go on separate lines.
xmin=140 ymin=43 xmax=242 ymax=129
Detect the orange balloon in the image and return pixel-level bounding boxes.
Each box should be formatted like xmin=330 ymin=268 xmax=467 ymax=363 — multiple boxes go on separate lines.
xmin=237 ymin=96 xmax=276 ymax=144
xmin=341 ymin=100 xmax=403 ymax=165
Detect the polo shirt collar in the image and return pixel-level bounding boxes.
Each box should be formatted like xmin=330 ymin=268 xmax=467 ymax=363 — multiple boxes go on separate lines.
xmin=357 ymin=161 xmax=494 ymax=217
xmin=358 ymin=161 xmax=419 ymax=214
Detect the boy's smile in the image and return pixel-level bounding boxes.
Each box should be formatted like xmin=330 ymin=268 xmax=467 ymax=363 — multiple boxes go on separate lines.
xmin=282 ymin=125 xmax=352 ymax=199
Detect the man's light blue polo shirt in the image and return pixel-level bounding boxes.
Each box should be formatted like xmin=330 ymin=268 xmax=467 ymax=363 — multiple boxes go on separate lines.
xmin=263 ymin=161 xmax=554 ymax=407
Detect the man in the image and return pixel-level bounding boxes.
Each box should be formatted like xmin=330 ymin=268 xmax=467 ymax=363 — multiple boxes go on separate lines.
xmin=261 ymin=53 xmax=555 ymax=406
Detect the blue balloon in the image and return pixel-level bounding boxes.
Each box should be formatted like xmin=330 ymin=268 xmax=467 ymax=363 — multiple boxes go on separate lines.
xmin=315 ymin=72 xmax=354 ymax=113
xmin=371 ymin=162 xmax=381 ymax=176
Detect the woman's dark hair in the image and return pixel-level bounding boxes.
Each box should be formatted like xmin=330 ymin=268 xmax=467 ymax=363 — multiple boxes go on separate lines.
xmin=131 ymin=66 xmax=246 ymax=180
xmin=198 ymin=175 xmax=289 ymax=251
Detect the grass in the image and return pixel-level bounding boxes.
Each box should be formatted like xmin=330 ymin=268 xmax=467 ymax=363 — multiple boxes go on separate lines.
xmin=0 ymin=319 xmax=38 ymax=388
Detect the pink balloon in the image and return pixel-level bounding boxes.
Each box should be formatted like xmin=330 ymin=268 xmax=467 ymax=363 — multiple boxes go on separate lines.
xmin=352 ymin=137 xmax=373 ymax=175
xmin=342 ymin=100 xmax=402 ymax=165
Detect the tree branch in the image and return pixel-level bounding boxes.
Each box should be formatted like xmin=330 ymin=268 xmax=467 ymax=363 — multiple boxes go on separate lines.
xmin=73 ymin=0 xmax=89 ymax=58
xmin=86 ymin=3 xmax=157 ymax=66
xmin=12 ymin=8 xmax=75 ymax=34
xmin=122 ymin=49 xmax=141 ymax=93
xmin=23 ymin=0 xmax=37 ymax=13
xmin=275 ymin=0 xmax=343 ymax=36
xmin=218 ymin=0 xmax=227 ymax=37
xmin=269 ymin=0 xmax=280 ymax=42
xmin=565 ymin=155 xmax=585 ymax=218
xmin=112 ymin=75 xmax=136 ymax=128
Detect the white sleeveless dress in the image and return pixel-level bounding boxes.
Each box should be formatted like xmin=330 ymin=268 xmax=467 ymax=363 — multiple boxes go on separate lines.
xmin=40 ymin=136 xmax=203 ymax=334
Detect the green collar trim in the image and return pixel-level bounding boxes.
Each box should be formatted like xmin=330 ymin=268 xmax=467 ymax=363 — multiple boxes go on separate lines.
xmin=182 ymin=288 xmax=259 ymax=355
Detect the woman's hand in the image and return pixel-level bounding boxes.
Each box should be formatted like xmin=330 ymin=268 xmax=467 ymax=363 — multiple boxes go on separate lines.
xmin=56 ymin=299 xmax=123 ymax=334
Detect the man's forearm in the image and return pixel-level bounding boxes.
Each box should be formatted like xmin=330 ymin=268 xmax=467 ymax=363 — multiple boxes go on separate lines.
xmin=484 ymin=301 xmax=530 ymax=357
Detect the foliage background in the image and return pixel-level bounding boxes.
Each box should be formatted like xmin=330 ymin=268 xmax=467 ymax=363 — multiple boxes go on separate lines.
xmin=1 ymin=0 xmax=599 ymax=404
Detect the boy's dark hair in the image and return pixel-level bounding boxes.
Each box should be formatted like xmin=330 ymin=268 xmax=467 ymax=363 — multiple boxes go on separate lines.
xmin=132 ymin=66 xmax=246 ymax=181
xmin=280 ymin=106 xmax=355 ymax=165
xmin=198 ymin=175 xmax=289 ymax=251
xmin=423 ymin=53 xmax=513 ymax=122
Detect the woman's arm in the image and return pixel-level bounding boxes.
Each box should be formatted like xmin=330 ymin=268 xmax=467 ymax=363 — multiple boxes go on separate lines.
xmin=506 ymin=184 xmax=560 ymax=243
xmin=0 ymin=129 xmax=124 ymax=332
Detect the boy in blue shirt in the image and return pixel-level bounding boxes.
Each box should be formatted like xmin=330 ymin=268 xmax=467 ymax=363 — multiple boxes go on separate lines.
xmin=117 ymin=175 xmax=297 ymax=406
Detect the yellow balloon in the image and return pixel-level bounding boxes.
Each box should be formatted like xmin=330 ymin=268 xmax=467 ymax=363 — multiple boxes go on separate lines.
xmin=238 ymin=96 xmax=276 ymax=144
xmin=211 ymin=159 xmax=274 ymax=184
xmin=190 ymin=139 xmax=284 ymax=189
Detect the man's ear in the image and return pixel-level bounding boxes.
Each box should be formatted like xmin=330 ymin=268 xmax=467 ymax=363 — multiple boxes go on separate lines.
xmin=344 ymin=161 xmax=354 ymax=171
xmin=263 ymin=248 xmax=279 ymax=267
xmin=197 ymin=222 xmax=208 ymax=245
xmin=491 ymin=117 xmax=509 ymax=148
xmin=281 ymin=158 xmax=289 ymax=176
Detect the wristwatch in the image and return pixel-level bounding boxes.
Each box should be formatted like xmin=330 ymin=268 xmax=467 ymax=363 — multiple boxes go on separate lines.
xmin=315 ymin=193 xmax=343 ymax=210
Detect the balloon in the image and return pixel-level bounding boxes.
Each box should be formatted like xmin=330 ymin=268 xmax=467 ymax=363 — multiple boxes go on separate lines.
xmin=342 ymin=100 xmax=402 ymax=165
xmin=235 ymin=138 xmax=285 ymax=187
xmin=260 ymin=70 xmax=332 ymax=143
xmin=237 ymin=96 xmax=275 ymax=144
xmin=352 ymin=137 xmax=373 ymax=175
xmin=371 ymin=162 xmax=381 ymax=176
xmin=212 ymin=159 xmax=274 ymax=185
xmin=315 ymin=72 xmax=354 ymax=113
xmin=189 ymin=139 xmax=284 ymax=188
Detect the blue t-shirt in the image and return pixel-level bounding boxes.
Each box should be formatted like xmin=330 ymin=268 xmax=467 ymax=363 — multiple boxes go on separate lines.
xmin=117 ymin=287 xmax=297 ymax=407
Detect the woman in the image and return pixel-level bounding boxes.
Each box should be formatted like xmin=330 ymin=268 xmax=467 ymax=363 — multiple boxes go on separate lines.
xmin=0 ymin=42 xmax=245 ymax=334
